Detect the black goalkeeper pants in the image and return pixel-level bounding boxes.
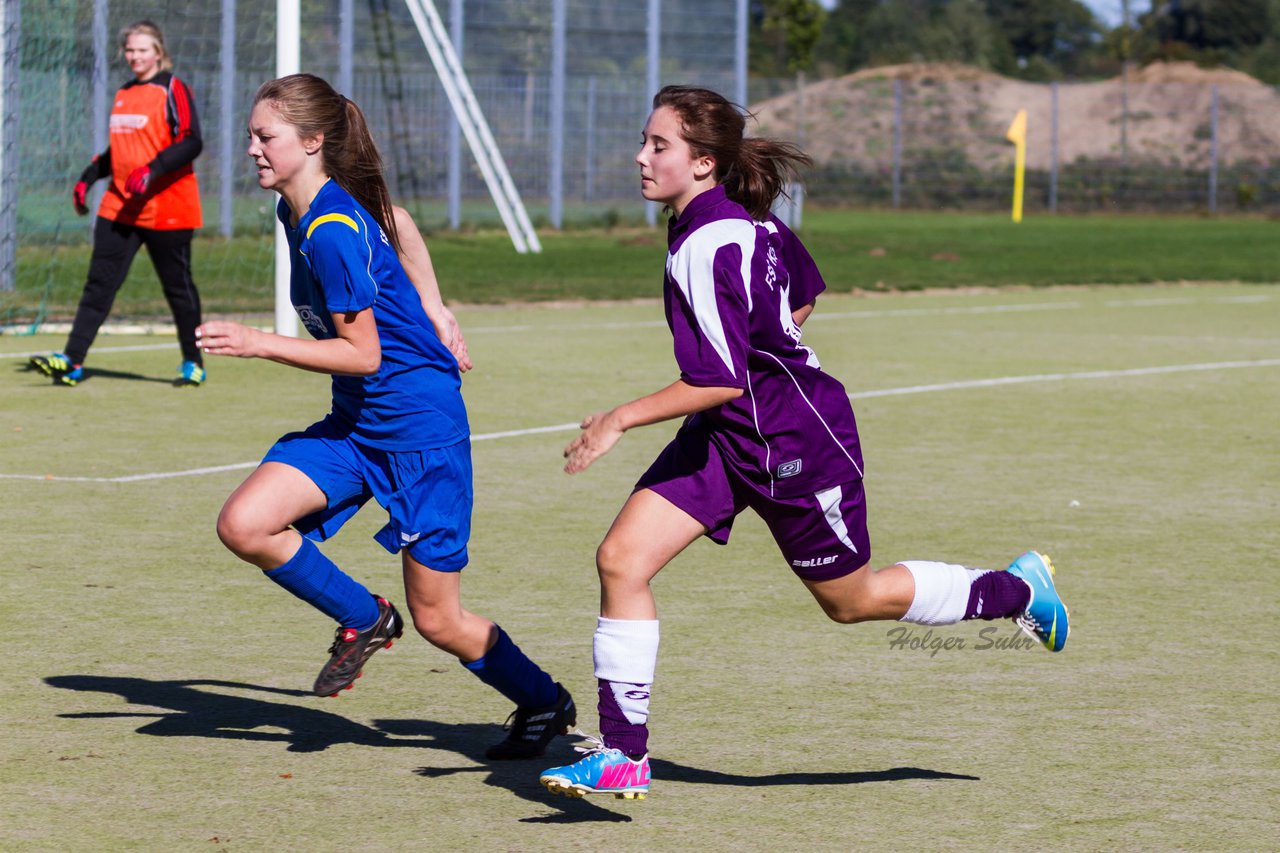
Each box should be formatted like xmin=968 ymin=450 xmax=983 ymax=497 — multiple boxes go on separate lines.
xmin=64 ymin=217 xmax=203 ymax=366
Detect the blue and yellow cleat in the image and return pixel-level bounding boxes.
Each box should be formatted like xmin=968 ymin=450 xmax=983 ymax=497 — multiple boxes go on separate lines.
xmin=540 ymin=734 xmax=650 ymax=800
xmin=29 ymin=352 xmax=83 ymax=386
xmin=174 ymin=360 xmax=206 ymax=387
xmin=1006 ymin=551 xmax=1069 ymax=652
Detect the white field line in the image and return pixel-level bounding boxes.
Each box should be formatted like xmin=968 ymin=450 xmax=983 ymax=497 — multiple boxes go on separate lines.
xmin=463 ymin=300 xmax=1080 ymax=333
xmin=3 ymin=293 xmax=1271 ymax=350
xmin=0 ymin=343 xmax=178 ymax=360
xmin=848 ymin=359 xmax=1280 ymax=399
xmin=5 ymin=358 xmax=1278 ymax=484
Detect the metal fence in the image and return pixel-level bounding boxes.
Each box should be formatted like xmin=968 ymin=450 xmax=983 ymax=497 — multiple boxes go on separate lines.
xmin=753 ymin=73 xmax=1280 ymax=215
xmin=6 ymin=0 xmax=745 ymax=241
xmin=5 ymin=0 xmax=1279 ymax=294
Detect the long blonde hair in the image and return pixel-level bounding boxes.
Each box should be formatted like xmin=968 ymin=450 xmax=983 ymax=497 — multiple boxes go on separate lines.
xmin=118 ymin=20 xmax=173 ymax=72
xmin=253 ymin=74 xmax=401 ymax=253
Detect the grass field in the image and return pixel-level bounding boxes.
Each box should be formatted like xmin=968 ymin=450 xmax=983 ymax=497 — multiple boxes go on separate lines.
xmin=4 ymin=209 xmax=1278 ymax=321
xmin=2 ymin=283 xmax=1278 ymax=851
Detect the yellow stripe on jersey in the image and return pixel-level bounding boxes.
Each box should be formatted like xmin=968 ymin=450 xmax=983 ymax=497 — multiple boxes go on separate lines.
xmin=306 ymin=213 xmax=360 ymax=240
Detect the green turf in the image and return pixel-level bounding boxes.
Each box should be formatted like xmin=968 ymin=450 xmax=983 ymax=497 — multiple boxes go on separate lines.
xmin=1 ymin=283 xmax=1278 ymax=850
xmin=2 ymin=209 xmax=1277 ymax=325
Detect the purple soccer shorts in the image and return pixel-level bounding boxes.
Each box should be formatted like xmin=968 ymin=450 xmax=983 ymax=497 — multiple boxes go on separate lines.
xmin=636 ymin=426 xmax=870 ymax=582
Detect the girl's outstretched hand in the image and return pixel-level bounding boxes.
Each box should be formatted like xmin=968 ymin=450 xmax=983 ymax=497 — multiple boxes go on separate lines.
xmin=564 ymin=410 xmax=624 ymax=474
xmin=196 ymin=321 xmax=265 ymax=359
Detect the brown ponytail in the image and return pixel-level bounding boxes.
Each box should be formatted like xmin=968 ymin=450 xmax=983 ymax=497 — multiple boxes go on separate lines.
xmin=252 ymin=74 xmax=401 ymax=253
xmin=652 ymin=85 xmax=811 ymax=221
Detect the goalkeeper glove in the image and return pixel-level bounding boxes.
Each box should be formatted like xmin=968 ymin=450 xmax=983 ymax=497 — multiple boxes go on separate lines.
xmin=125 ymin=166 xmax=153 ymax=195
xmin=73 ymin=181 xmax=90 ymax=215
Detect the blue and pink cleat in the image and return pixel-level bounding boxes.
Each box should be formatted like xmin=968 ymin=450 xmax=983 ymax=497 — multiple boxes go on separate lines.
xmin=1006 ymin=550 xmax=1069 ymax=652
xmin=540 ymin=734 xmax=650 ymax=800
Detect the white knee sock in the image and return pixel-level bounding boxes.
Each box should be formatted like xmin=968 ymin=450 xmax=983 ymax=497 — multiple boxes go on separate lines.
xmin=594 ymin=617 xmax=659 ymax=725
xmin=899 ymin=560 xmax=988 ymax=625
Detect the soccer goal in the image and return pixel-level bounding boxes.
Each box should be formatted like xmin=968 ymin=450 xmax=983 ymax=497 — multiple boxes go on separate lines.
xmin=2 ymin=0 xmax=748 ymax=327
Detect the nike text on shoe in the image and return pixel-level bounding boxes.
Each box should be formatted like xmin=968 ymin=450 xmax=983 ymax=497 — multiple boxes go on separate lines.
xmin=312 ymin=596 xmax=404 ymax=697
xmin=540 ymin=735 xmax=650 ymax=800
xmin=486 ymin=683 xmax=576 ymax=760
xmin=29 ymin=353 xmax=83 ymax=386
xmin=174 ymin=360 xmax=206 ymax=387
xmin=1006 ymin=551 xmax=1069 ymax=652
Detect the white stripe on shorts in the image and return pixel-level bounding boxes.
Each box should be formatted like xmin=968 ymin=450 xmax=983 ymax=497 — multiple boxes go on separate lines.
xmin=815 ymin=485 xmax=859 ymax=555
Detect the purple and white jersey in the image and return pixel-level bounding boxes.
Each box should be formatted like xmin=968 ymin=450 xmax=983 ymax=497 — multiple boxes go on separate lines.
xmin=663 ymin=186 xmax=863 ymax=498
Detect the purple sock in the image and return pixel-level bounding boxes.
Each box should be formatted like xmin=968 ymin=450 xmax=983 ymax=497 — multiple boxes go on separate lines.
xmin=964 ymin=571 xmax=1031 ymax=620
xmin=598 ymin=679 xmax=649 ymax=757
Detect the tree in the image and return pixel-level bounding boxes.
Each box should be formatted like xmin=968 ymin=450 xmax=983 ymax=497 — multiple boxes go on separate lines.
xmin=1148 ymin=0 xmax=1271 ymax=50
xmin=751 ymin=0 xmax=828 ymax=75
xmin=984 ymin=0 xmax=1100 ymax=77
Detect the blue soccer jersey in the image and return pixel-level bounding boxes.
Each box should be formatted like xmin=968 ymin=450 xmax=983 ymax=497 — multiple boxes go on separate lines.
xmin=280 ymin=180 xmax=468 ymax=450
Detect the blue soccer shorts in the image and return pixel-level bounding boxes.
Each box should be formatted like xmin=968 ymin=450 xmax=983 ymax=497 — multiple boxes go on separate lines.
xmin=263 ymin=418 xmax=472 ymax=572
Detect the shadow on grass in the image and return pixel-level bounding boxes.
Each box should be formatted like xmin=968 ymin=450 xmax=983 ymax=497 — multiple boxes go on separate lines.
xmin=379 ymin=719 xmax=634 ymax=824
xmin=46 ymin=676 xmax=969 ymax=823
xmin=650 ymin=758 xmax=980 ymax=786
xmin=18 ymin=364 xmax=174 ymax=385
xmin=44 ymin=674 xmax=629 ymax=822
xmin=44 ymin=675 xmax=441 ymax=754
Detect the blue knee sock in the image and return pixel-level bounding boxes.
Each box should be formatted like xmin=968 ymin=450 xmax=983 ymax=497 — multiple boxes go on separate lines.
xmin=461 ymin=626 xmax=557 ymax=708
xmin=264 ymin=538 xmax=379 ymax=630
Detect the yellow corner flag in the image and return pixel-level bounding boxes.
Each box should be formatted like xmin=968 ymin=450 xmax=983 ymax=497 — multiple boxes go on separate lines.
xmin=1006 ymin=109 xmax=1028 ymax=223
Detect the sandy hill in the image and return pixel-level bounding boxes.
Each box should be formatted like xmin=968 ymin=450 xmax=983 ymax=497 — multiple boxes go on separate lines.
xmin=750 ymin=61 xmax=1280 ymax=171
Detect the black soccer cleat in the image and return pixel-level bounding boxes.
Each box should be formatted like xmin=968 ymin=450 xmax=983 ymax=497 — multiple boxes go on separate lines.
xmin=29 ymin=352 xmax=84 ymax=386
xmin=312 ymin=596 xmax=404 ymax=697
xmin=485 ymin=682 xmax=577 ymax=760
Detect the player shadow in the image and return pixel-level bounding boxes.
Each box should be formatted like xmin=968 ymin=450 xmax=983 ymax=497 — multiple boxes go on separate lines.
xmin=74 ymin=366 xmax=176 ymax=385
xmin=383 ymin=718 xmax=976 ymax=823
xmin=649 ymin=758 xmax=980 ymax=787
xmin=378 ymin=718 xmax=634 ymax=824
xmin=45 ymin=674 xmax=628 ymax=822
xmin=18 ymin=363 xmax=173 ymax=385
xmin=44 ymin=674 xmax=442 ymax=754
xmin=43 ymin=676 xmax=963 ymax=821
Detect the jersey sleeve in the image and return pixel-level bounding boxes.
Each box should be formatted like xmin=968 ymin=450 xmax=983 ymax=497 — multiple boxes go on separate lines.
xmin=768 ymin=214 xmax=826 ymax=309
xmin=667 ymin=228 xmax=752 ymax=390
xmin=305 ymin=214 xmax=379 ymax=315
xmin=79 ymin=150 xmax=112 ymax=185
xmin=151 ymin=75 xmax=203 ymax=175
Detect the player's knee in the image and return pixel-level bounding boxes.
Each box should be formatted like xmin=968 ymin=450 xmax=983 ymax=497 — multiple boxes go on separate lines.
xmin=215 ymin=501 xmax=265 ymax=557
xmin=810 ymin=566 xmax=881 ymax=624
xmin=816 ymin=598 xmax=876 ymax=624
xmin=406 ymin=602 xmax=458 ymax=648
xmin=595 ymin=538 xmax=643 ymax=591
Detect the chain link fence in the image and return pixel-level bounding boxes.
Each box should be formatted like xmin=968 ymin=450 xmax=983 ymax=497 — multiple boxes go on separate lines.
xmin=4 ymin=0 xmax=1278 ymax=300
xmin=752 ymin=69 xmax=1280 ymax=215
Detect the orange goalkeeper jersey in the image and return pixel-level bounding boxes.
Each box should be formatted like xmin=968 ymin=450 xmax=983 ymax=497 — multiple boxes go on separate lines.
xmin=91 ymin=71 xmax=203 ymax=230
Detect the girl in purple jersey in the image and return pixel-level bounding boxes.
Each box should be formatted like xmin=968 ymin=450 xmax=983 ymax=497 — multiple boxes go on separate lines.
xmin=197 ymin=74 xmax=573 ymax=760
xmin=539 ymin=85 xmax=1070 ymax=801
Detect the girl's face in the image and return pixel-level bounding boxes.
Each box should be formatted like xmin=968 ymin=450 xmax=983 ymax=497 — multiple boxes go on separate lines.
xmin=635 ymin=105 xmax=715 ymax=217
xmin=246 ymin=101 xmax=319 ymax=195
xmin=123 ymin=33 xmax=163 ymax=82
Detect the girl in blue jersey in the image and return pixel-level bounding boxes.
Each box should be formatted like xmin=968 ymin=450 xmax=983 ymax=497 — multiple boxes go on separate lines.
xmin=197 ymin=74 xmax=570 ymax=760
xmin=538 ymin=86 xmax=1070 ymax=800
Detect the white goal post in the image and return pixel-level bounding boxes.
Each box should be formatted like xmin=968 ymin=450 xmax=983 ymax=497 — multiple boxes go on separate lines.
xmin=274 ymin=0 xmax=300 ymax=337
xmin=272 ymin=0 xmax=540 ymax=336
